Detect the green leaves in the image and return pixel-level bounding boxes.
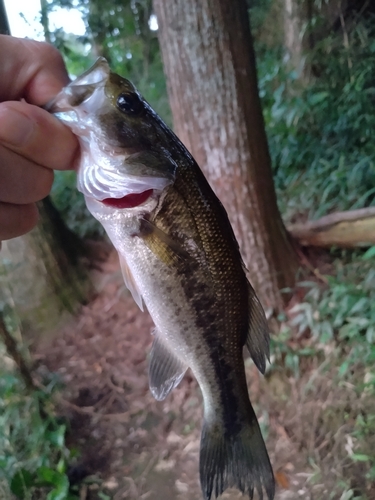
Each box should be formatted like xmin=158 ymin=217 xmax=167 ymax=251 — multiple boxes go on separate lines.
xmin=0 ymin=369 xmax=79 ymax=499
xmin=362 ymin=246 xmax=375 ymax=260
xmin=50 ymin=170 xmax=104 ymax=239
xmin=10 ymin=470 xmax=34 ymax=498
xmin=10 ymin=467 xmax=71 ymax=500
xmin=256 ymin=13 xmax=375 ymax=223
xmin=38 ymin=467 xmax=70 ymax=500
xmin=287 ymin=257 xmax=375 ymax=388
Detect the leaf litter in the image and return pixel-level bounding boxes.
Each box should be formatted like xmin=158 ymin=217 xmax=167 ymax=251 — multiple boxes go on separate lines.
xmin=34 ymin=250 xmax=375 ymax=499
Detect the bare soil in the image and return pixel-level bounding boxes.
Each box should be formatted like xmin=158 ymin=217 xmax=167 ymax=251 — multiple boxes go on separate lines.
xmin=34 ymin=250 xmax=373 ymax=500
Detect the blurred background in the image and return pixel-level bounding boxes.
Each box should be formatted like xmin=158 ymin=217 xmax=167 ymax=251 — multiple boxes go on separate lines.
xmin=1 ymin=0 xmax=375 ymax=499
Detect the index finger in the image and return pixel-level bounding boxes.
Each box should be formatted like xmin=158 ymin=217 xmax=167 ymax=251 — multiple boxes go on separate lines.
xmin=0 ymin=35 xmax=70 ymax=105
xmin=0 ymin=101 xmax=79 ymax=171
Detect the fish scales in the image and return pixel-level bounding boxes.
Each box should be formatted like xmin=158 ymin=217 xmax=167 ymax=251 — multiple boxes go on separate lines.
xmin=47 ymin=58 xmax=275 ymax=500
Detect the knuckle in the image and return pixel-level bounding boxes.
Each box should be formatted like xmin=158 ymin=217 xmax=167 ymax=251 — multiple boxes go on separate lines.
xmin=37 ymin=42 xmax=64 ymax=67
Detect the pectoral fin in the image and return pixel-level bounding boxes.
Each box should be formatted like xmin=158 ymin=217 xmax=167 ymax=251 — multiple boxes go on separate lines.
xmin=246 ymin=284 xmax=270 ymax=374
xmin=118 ymin=253 xmax=144 ymax=311
xmin=140 ymin=217 xmax=190 ymax=266
xmin=149 ymin=330 xmax=188 ymax=401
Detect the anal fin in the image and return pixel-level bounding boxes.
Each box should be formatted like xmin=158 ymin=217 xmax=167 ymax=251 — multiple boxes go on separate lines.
xmin=246 ymin=284 xmax=270 ymax=374
xmin=118 ymin=253 xmax=144 ymax=311
xmin=149 ymin=330 xmax=188 ymax=401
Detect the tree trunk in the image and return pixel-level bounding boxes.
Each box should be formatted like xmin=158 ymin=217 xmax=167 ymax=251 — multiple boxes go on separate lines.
xmin=153 ymin=0 xmax=299 ymax=311
xmin=1 ymin=200 xmax=90 ymax=341
xmin=283 ymin=0 xmax=307 ymax=78
xmin=40 ymin=0 xmax=52 ymax=43
xmin=0 ymin=0 xmax=10 ymax=35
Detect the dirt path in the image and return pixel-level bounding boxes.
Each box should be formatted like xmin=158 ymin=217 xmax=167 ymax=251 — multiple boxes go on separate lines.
xmin=35 ymin=252 xmax=321 ymax=499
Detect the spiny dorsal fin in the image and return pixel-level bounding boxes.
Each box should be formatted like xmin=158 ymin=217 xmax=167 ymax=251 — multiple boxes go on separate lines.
xmin=149 ymin=330 xmax=188 ymax=401
xmin=246 ymin=284 xmax=270 ymax=374
xmin=118 ymin=253 xmax=144 ymax=311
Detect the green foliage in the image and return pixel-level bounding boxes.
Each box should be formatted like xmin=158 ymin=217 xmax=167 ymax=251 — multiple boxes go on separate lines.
xmin=252 ymin=13 xmax=375 ymax=491
xmin=0 ymin=364 xmax=79 ymax=499
xmin=289 ymin=257 xmax=375 ymax=348
xmin=48 ymin=0 xmax=170 ymax=120
xmin=50 ymin=171 xmax=104 ymax=239
xmin=255 ymin=13 xmax=375 ymax=222
xmin=274 ymin=253 xmax=375 ymax=498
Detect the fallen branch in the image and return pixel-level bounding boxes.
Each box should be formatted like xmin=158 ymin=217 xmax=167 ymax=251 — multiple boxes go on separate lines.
xmin=288 ymin=207 xmax=375 ymax=248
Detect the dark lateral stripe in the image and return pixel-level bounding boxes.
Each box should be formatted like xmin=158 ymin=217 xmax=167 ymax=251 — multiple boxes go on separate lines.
xmin=182 ymin=272 xmax=242 ymax=435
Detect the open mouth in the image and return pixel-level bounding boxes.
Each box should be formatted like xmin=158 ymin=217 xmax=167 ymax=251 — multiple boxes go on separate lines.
xmin=45 ymin=57 xmax=110 ymax=115
xmin=71 ymin=57 xmax=110 ymax=87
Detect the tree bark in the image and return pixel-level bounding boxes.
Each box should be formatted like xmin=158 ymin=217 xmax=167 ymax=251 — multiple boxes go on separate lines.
xmin=283 ymin=0 xmax=306 ymax=76
xmin=153 ymin=0 xmax=299 ymax=311
xmin=1 ymin=200 xmax=90 ymax=341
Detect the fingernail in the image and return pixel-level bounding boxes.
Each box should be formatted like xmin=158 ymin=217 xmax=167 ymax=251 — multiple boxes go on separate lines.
xmin=0 ymin=106 xmax=35 ymax=147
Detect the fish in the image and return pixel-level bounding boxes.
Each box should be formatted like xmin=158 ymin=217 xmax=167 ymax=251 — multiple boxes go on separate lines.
xmin=47 ymin=58 xmax=275 ymax=500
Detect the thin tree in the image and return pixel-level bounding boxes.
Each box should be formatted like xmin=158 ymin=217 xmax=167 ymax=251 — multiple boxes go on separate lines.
xmin=153 ymin=0 xmax=299 ymax=311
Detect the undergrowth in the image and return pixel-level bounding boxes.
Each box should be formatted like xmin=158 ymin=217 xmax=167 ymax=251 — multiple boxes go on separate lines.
xmin=269 ymin=249 xmax=375 ymax=499
xmin=0 ymin=354 xmax=79 ymax=500
xmin=257 ymin=14 xmax=375 ymax=223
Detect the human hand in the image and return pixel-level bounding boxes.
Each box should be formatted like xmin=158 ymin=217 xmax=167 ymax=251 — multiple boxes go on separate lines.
xmin=0 ymin=35 xmax=78 ymax=241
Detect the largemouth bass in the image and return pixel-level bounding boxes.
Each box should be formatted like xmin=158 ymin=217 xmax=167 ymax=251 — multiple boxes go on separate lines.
xmin=48 ymin=58 xmax=275 ymax=500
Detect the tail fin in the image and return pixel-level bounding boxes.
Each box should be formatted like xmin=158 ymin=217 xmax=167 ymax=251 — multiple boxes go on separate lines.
xmin=199 ymin=413 xmax=275 ymax=500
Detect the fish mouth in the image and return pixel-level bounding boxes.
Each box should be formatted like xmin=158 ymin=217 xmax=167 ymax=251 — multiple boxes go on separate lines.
xmin=71 ymin=57 xmax=110 ymax=87
xmin=45 ymin=57 xmax=110 ymax=116
xmin=45 ymin=57 xmax=173 ymax=204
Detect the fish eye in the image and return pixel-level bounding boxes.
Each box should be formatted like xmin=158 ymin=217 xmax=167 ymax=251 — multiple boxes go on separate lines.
xmin=116 ymin=92 xmax=143 ymax=114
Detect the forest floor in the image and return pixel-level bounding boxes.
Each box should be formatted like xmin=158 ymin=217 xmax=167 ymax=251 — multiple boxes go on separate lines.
xmin=34 ymin=250 xmax=372 ymax=500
